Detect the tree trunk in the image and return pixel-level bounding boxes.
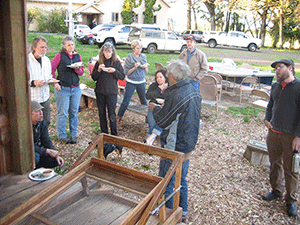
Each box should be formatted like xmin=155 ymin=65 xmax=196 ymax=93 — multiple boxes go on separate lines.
xmin=272 ymin=23 xmax=279 ymax=48
xmin=259 ymin=10 xmax=267 ymax=47
xmin=225 ymin=11 xmax=231 ymax=32
xmin=192 ymin=7 xmax=197 ymax=29
xmin=278 ymin=10 xmax=284 ymax=49
xmin=187 ymin=0 xmax=191 ymax=29
xmin=204 ymin=1 xmax=216 ymax=30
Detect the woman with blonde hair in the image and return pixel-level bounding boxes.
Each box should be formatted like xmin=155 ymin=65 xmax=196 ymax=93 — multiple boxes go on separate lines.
xmin=117 ymin=40 xmax=149 ymax=127
xmin=92 ymin=43 xmax=125 ymax=135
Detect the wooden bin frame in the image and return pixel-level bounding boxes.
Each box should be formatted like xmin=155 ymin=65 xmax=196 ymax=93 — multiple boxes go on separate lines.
xmin=1 ymin=134 xmax=184 ymax=225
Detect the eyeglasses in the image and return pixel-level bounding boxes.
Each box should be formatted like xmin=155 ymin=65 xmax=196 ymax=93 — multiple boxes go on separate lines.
xmin=274 ymin=64 xmax=286 ymax=71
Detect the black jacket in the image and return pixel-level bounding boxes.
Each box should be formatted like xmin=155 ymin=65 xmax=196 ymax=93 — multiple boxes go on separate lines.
xmin=265 ymin=78 xmax=300 ymax=137
xmin=92 ymin=59 xmax=125 ymax=95
xmin=57 ymin=52 xmax=80 ymax=87
xmin=33 ymin=119 xmax=55 ymax=157
xmin=146 ymin=82 xmax=167 ymax=104
xmin=153 ymin=78 xmax=202 ymax=153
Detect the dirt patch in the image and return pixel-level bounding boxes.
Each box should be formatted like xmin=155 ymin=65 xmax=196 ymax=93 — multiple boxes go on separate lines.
xmin=48 ymin=89 xmax=300 ymax=225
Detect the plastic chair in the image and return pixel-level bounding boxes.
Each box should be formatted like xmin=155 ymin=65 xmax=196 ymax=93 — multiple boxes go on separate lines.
xmin=222 ymin=58 xmax=236 ymax=67
xmin=200 ymin=75 xmax=219 ymax=114
xmin=236 ymin=77 xmax=259 ymax=104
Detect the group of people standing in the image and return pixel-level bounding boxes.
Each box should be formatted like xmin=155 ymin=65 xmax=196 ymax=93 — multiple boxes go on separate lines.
xmin=29 ymin=35 xmax=84 ymax=169
xmin=28 ymin=32 xmax=300 ymax=222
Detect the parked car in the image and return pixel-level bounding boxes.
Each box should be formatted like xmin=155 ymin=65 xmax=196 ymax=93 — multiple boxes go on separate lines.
xmin=181 ymin=30 xmax=203 ymax=43
xmin=93 ymin=25 xmax=133 ymax=47
xmin=202 ymin=31 xmax=262 ymax=52
xmin=73 ymin=24 xmax=91 ymax=37
xmin=128 ymin=28 xmax=187 ymax=54
xmin=76 ymin=32 xmax=95 ymax=45
xmin=91 ymin=24 xmax=116 ymax=34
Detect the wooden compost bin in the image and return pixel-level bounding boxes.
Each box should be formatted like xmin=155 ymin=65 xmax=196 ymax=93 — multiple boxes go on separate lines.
xmin=0 ymin=134 xmax=184 ymax=225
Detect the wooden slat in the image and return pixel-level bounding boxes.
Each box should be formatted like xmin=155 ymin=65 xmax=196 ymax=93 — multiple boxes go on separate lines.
xmin=29 ymin=213 xmax=59 ymax=225
xmin=50 ymin=192 xmax=134 ymax=225
xmin=102 ymin=134 xmax=182 ymax=160
xmin=162 ymin=207 xmax=182 ymax=225
xmin=0 ymin=174 xmax=60 ymax=218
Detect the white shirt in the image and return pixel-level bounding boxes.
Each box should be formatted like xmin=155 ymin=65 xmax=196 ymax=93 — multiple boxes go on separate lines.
xmin=28 ymin=52 xmax=52 ymax=102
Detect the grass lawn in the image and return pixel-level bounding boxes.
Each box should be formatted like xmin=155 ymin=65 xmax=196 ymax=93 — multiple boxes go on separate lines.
xmin=28 ymin=33 xmax=300 ymax=81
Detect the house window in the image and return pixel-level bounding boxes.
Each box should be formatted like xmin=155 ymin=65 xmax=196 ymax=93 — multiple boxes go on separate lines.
xmin=112 ymin=13 xmax=119 ymax=22
xmin=154 ymin=15 xmax=157 ymax=24
xmin=133 ymin=14 xmax=138 ymax=23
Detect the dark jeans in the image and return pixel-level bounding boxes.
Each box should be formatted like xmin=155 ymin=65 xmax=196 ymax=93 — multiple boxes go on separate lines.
xmin=267 ymin=129 xmax=299 ymax=204
xmin=158 ymin=158 xmax=190 ymax=216
xmin=35 ymin=152 xmax=59 ymax=169
xmin=190 ymin=80 xmax=200 ymax=91
xmin=40 ymin=98 xmax=51 ymax=126
xmin=117 ymin=82 xmax=147 ymax=117
xmin=96 ymin=92 xmax=117 ymax=135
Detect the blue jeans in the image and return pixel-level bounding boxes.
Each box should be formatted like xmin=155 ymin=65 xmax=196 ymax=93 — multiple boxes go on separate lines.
xmin=158 ymin=158 xmax=190 ymax=216
xmin=147 ymin=109 xmax=162 ymax=136
xmin=54 ymin=86 xmax=81 ymax=139
xmin=118 ymin=82 xmax=147 ymax=117
xmin=190 ymin=80 xmax=200 ymax=91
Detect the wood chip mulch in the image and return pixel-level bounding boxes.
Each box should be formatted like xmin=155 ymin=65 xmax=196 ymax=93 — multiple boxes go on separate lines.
xmin=48 ymin=91 xmax=300 ymax=225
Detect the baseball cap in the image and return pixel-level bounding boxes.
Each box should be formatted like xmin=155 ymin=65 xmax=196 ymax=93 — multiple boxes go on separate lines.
xmin=31 ymin=101 xmax=44 ymax=112
xmin=186 ymin=35 xmax=196 ymax=42
xmin=271 ymin=59 xmax=294 ymax=68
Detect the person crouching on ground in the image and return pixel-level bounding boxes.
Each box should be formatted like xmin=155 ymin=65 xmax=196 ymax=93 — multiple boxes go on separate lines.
xmin=91 ymin=43 xmax=125 ymax=135
xmin=145 ymin=68 xmax=168 ymax=145
xmin=148 ymin=60 xmax=202 ymax=223
xmin=31 ymin=101 xmax=64 ymax=169
xmin=262 ymin=59 xmax=300 ymax=217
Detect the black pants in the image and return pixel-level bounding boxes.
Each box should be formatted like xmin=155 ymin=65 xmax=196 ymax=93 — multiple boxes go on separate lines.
xmin=95 ymin=92 xmax=117 ymax=136
xmin=36 ymin=153 xmax=59 ymax=169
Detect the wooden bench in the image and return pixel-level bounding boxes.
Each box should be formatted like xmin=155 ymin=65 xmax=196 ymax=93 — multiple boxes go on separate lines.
xmin=244 ymin=140 xmax=270 ymax=167
xmin=80 ymin=87 xmax=148 ymax=117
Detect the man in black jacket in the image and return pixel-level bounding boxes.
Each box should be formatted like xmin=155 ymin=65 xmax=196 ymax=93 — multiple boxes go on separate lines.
xmin=148 ymin=60 xmax=202 ymax=222
xmin=31 ymin=101 xmax=64 ymax=169
xmin=262 ymin=59 xmax=300 ymax=217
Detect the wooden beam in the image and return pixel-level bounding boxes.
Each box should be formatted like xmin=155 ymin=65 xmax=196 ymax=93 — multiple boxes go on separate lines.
xmin=29 ymin=213 xmax=59 ymax=225
xmin=2 ymin=0 xmax=33 ymax=174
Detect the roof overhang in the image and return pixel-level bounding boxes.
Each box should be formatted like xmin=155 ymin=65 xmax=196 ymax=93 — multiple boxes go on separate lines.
xmin=74 ymin=3 xmax=104 ymax=14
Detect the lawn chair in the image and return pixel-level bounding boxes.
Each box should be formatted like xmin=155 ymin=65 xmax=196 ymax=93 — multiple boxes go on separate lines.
xmin=209 ymin=72 xmax=223 ymax=102
xmin=247 ymin=89 xmax=270 ymax=115
xmin=200 ymin=75 xmax=219 ymax=115
xmin=236 ymin=77 xmax=259 ymax=104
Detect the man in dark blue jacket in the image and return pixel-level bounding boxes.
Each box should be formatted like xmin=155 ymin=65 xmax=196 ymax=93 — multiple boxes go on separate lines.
xmin=262 ymin=59 xmax=300 ymax=217
xmin=31 ymin=101 xmax=64 ymax=169
xmin=148 ymin=60 xmax=202 ymax=222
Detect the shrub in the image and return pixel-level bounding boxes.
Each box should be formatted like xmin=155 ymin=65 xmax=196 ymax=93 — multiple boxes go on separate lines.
xmin=30 ymin=7 xmax=68 ymax=34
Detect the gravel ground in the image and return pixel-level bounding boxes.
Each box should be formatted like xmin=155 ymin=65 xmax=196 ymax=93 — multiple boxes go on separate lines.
xmin=48 ymin=88 xmax=300 ymax=224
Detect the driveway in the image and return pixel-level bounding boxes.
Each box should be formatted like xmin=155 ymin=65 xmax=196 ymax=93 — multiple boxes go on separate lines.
xmin=197 ymin=43 xmax=300 ymax=70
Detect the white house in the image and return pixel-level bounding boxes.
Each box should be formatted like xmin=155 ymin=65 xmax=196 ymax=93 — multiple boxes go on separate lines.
xmin=27 ymin=0 xmax=170 ymax=31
